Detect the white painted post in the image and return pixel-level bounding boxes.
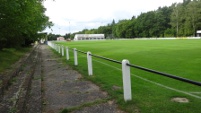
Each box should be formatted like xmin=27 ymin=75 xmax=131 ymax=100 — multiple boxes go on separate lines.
xmin=73 ymin=48 xmax=78 ymax=65
xmin=55 ymin=44 xmax=56 ymax=50
xmin=56 ymin=44 xmax=58 ymax=52
xmin=59 ymin=46 xmax=61 ymax=53
xmin=54 ymin=43 xmax=56 ymax=50
xmin=54 ymin=44 xmax=56 ymax=50
xmin=122 ymin=59 xmax=132 ymax=101
xmin=58 ymin=45 xmax=61 ymax=54
xmin=66 ymin=47 xmax=69 ymax=60
xmin=57 ymin=45 xmax=59 ymax=53
xmin=47 ymin=41 xmax=50 ymax=46
xmin=62 ymin=46 xmax=64 ymax=56
xmin=87 ymin=51 xmax=93 ymax=76
xmin=52 ymin=43 xmax=54 ymax=49
xmin=57 ymin=45 xmax=59 ymax=52
xmin=60 ymin=46 xmax=63 ymax=56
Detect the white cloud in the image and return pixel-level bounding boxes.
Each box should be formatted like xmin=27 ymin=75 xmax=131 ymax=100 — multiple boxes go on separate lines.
xmin=43 ymin=0 xmax=183 ymax=35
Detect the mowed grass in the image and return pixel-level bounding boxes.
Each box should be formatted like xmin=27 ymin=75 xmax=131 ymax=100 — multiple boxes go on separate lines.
xmin=55 ymin=39 xmax=201 ymax=113
xmin=0 ymin=48 xmax=30 ymax=73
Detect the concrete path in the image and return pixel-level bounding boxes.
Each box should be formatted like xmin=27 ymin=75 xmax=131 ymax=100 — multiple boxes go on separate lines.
xmin=40 ymin=45 xmax=125 ymax=113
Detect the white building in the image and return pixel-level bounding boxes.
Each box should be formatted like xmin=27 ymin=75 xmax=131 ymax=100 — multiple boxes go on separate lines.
xmin=74 ymin=34 xmax=105 ymax=41
xmin=57 ymin=37 xmax=65 ymax=41
xmin=196 ymin=30 xmax=201 ymax=37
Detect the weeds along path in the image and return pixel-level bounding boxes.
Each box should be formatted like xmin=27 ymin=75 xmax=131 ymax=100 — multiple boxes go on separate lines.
xmin=0 ymin=44 xmax=40 ymax=113
xmin=41 ymin=45 xmax=125 ymax=113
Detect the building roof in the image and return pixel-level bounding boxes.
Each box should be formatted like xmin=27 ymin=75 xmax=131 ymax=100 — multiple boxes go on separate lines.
xmin=196 ymin=30 xmax=201 ymax=33
xmin=57 ymin=37 xmax=65 ymax=41
xmin=74 ymin=34 xmax=105 ymax=41
xmin=75 ymin=34 xmax=104 ymax=38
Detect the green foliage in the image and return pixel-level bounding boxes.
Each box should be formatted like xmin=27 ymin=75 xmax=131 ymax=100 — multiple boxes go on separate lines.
xmin=0 ymin=0 xmax=52 ymax=49
xmin=164 ymin=28 xmax=176 ymax=37
xmin=186 ymin=1 xmax=201 ymax=36
xmin=70 ymin=0 xmax=201 ymax=38
xmin=170 ymin=1 xmax=201 ymax=37
xmin=59 ymin=99 xmax=109 ymax=113
xmin=47 ymin=33 xmax=61 ymax=41
xmin=0 ymin=47 xmax=30 ymax=73
xmin=8 ymin=107 xmax=17 ymax=113
xmin=60 ymin=109 xmax=69 ymax=113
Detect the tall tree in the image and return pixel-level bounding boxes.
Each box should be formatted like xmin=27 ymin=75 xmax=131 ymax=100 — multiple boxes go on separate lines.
xmin=186 ymin=0 xmax=201 ymax=36
xmin=183 ymin=0 xmax=191 ymax=5
xmin=0 ymin=0 xmax=52 ymax=49
xmin=154 ymin=6 xmax=172 ymax=37
xmin=170 ymin=3 xmax=184 ymax=37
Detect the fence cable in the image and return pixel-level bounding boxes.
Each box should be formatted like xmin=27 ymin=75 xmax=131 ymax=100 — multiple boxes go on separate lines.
xmin=72 ymin=47 xmax=201 ymax=87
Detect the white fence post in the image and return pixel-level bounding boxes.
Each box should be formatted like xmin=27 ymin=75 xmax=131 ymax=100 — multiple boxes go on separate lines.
xmin=56 ymin=44 xmax=58 ymax=52
xmin=73 ymin=48 xmax=78 ymax=65
xmin=122 ymin=59 xmax=132 ymax=101
xmin=52 ymin=43 xmax=54 ymax=49
xmin=57 ymin=45 xmax=59 ymax=53
xmin=58 ymin=45 xmax=61 ymax=54
xmin=62 ymin=46 xmax=64 ymax=56
xmin=66 ymin=47 xmax=69 ymax=60
xmin=52 ymin=43 xmax=54 ymax=48
xmin=87 ymin=51 xmax=93 ymax=75
xmin=58 ymin=45 xmax=59 ymax=53
xmin=54 ymin=43 xmax=56 ymax=50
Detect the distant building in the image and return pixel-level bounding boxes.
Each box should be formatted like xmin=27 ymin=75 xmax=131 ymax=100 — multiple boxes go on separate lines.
xmin=57 ymin=37 xmax=65 ymax=41
xmin=74 ymin=34 xmax=105 ymax=41
xmin=196 ymin=30 xmax=201 ymax=37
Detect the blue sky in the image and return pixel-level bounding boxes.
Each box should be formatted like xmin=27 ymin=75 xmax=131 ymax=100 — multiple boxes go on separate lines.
xmin=43 ymin=0 xmax=183 ymax=35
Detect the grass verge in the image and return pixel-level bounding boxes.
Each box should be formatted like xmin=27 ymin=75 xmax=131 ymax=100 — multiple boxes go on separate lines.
xmin=0 ymin=47 xmax=31 ymax=73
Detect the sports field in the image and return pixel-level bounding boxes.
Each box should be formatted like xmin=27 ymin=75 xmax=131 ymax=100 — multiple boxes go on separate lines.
xmin=55 ymin=39 xmax=201 ymax=113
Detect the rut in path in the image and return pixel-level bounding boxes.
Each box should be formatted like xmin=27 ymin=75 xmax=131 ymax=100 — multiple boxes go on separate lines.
xmin=0 ymin=45 xmax=40 ymax=113
xmin=0 ymin=44 xmax=126 ymax=113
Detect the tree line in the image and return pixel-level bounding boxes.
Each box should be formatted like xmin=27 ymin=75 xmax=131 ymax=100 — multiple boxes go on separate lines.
xmin=66 ymin=0 xmax=201 ymax=39
xmin=0 ymin=0 xmax=52 ymax=50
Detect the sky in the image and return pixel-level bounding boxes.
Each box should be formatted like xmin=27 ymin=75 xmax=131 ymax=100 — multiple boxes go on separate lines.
xmin=43 ymin=0 xmax=183 ymax=35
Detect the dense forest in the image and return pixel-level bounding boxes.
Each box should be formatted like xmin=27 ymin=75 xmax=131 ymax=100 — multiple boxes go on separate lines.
xmin=0 ymin=0 xmax=52 ymax=50
xmin=55 ymin=0 xmax=201 ymax=40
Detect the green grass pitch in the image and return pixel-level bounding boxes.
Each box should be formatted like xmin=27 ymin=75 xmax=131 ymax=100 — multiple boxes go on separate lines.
xmin=55 ymin=39 xmax=201 ymax=113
